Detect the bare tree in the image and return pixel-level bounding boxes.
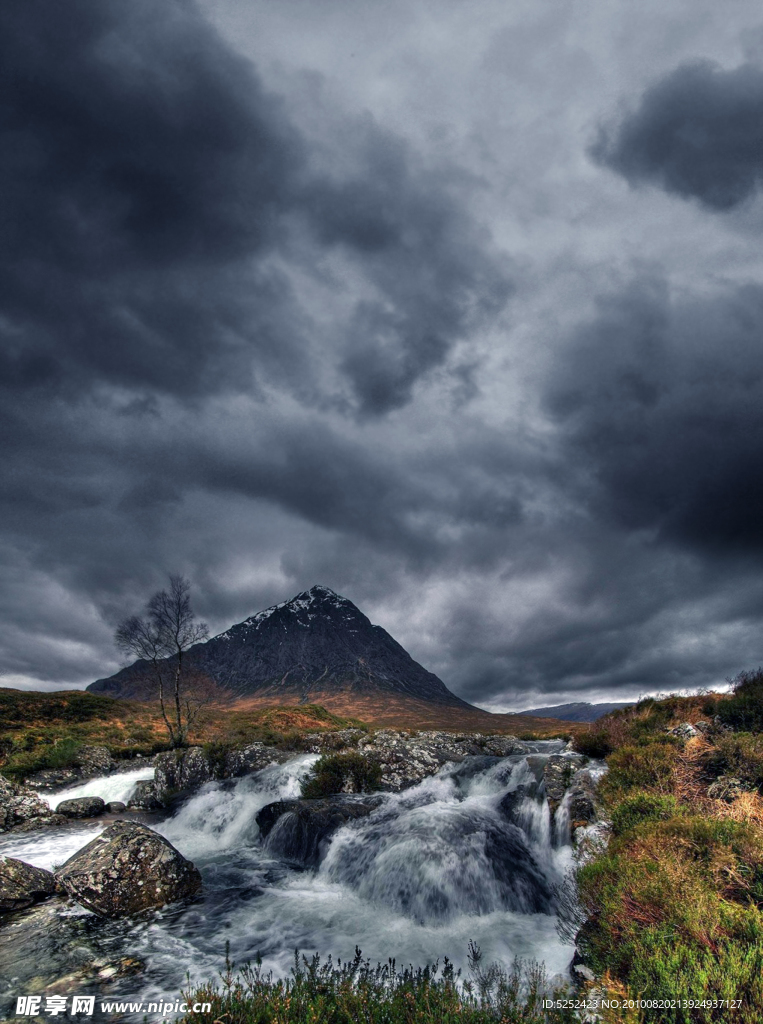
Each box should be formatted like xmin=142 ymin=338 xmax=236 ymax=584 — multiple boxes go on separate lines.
xmin=115 ymin=574 xmax=210 ymax=748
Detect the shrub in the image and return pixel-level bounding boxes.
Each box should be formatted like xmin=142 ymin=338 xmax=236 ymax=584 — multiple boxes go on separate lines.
xmin=600 ymin=742 xmax=680 ymax=799
xmin=2 ymin=736 xmax=83 ymax=782
xmin=701 ymin=732 xmax=763 ymax=791
xmin=717 ymin=669 xmax=763 ymax=732
xmin=574 ymin=729 xmax=613 ymax=759
xmin=302 ymin=752 xmax=382 ymax=798
xmin=611 ymin=792 xmax=679 ymax=836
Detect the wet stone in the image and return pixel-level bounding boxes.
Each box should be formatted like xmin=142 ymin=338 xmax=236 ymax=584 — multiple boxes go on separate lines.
xmin=55 ymin=797 xmax=106 ymax=819
xmin=127 ymin=780 xmax=163 ymax=810
xmin=0 ymin=773 xmax=61 ymax=833
xmin=0 ymin=856 xmax=57 ymax=912
xmin=55 ymin=820 xmax=202 ymax=917
xmin=257 ymin=795 xmax=385 ymax=866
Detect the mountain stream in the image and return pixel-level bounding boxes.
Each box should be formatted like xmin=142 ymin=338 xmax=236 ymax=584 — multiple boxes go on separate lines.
xmin=0 ymin=743 xmax=576 ymax=1013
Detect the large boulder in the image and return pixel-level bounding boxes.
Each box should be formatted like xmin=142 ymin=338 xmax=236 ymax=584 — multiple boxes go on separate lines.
xmin=223 ymin=742 xmax=290 ymax=778
xmin=154 ymin=747 xmax=215 ymax=801
xmin=55 ymin=821 xmax=202 ymax=917
xmin=0 ymin=774 xmax=62 ymax=833
xmin=257 ymin=795 xmax=384 ymax=866
xmin=55 ymin=797 xmax=106 ymax=819
xmin=482 ymin=735 xmax=526 ymax=757
xmin=0 ymin=857 xmax=57 ymax=912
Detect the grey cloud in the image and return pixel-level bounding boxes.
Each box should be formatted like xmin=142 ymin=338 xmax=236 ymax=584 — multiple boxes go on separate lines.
xmin=546 ymin=272 xmax=763 ymax=553
xmin=591 ymin=60 xmax=763 ymax=209
xmin=0 ymin=0 xmax=510 ymax=412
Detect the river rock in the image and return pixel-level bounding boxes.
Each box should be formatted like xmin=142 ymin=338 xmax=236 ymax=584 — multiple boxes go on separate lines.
xmin=55 ymin=796 xmax=106 ymax=819
xmin=106 ymin=801 xmax=126 ymax=813
xmin=357 ymin=730 xmax=509 ymax=791
xmin=223 ymin=742 xmax=291 ymax=777
xmin=567 ymin=769 xmax=599 ymax=827
xmin=0 ymin=856 xmax=57 ymax=912
xmin=257 ymin=795 xmax=384 ymax=866
xmin=126 ymin=780 xmax=163 ymax=810
xmin=0 ymin=773 xmax=62 ymax=833
xmin=9 ymin=814 xmax=68 ymax=832
xmin=55 ymin=821 xmax=202 ymax=917
xmin=543 ymin=754 xmax=588 ymax=814
xmin=154 ymin=747 xmax=215 ymax=801
xmin=482 ymin=735 xmax=526 ymax=757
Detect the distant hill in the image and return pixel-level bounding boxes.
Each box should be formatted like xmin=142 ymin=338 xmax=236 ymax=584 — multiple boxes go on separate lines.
xmin=89 ymin=584 xmax=474 ymax=710
xmin=517 ymin=701 xmax=635 ymax=722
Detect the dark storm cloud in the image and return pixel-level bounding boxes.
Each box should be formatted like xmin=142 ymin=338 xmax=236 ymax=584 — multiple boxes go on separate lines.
xmin=591 ymin=60 xmax=763 ymax=209
xmin=0 ymin=0 xmax=510 ymax=411
xmin=546 ymin=271 xmax=763 ymax=553
xmin=0 ymin=0 xmax=306 ymax=397
xmin=305 ymin=127 xmax=512 ymax=414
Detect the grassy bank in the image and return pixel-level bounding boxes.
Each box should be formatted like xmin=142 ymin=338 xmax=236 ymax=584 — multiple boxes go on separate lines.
xmin=570 ymin=676 xmax=763 ymax=1022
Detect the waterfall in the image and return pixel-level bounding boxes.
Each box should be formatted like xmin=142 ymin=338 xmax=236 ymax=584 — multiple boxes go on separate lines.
xmin=0 ymin=742 xmax=577 ymax=1012
xmin=38 ymin=766 xmax=157 ymax=809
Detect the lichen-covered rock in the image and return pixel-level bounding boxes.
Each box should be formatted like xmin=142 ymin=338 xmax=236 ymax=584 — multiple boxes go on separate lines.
xmin=154 ymin=747 xmax=215 ymax=801
xmin=23 ymin=767 xmax=81 ymax=791
xmin=482 ymin=735 xmax=525 ymax=757
xmin=543 ymin=754 xmax=588 ymax=814
xmin=76 ymin=746 xmax=117 ymax=776
xmin=55 ymin=821 xmax=202 ymax=917
xmin=257 ymin=795 xmax=385 ymax=866
xmin=223 ymin=742 xmax=290 ymax=778
xmin=0 ymin=774 xmax=62 ymax=833
xmin=126 ymin=780 xmax=163 ymax=810
xmin=9 ymin=814 xmax=68 ymax=832
xmin=0 ymin=856 xmax=57 ymax=912
xmin=354 ymin=730 xmax=527 ymax=791
xmin=707 ymin=776 xmax=746 ymax=802
xmin=55 ymin=797 xmax=106 ymax=819
xmin=667 ymin=722 xmax=698 ymax=741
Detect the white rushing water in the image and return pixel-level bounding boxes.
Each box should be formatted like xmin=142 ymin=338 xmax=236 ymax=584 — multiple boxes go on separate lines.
xmin=0 ymin=744 xmax=577 ymax=1012
xmin=38 ymin=766 xmax=157 ymax=809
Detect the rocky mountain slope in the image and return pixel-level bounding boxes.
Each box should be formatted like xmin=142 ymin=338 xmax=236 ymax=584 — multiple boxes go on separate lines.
xmin=89 ymin=585 xmax=474 ymax=710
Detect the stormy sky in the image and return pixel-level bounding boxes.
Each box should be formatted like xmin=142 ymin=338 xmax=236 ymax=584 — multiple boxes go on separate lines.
xmin=3 ymin=0 xmax=763 ymax=710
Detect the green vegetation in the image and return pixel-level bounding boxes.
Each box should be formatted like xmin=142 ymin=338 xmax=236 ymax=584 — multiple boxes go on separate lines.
xmin=0 ymin=688 xmax=171 ymax=781
xmin=570 ymin=679 xmax=763 ymax=1022
xmin=716 ymin=669 xmax=763 ymax=733
xmin=179 ymin=945 xmax=580 ymax=1024
xmin=0 ymin=689 xmax=368 ymax=782
xmin=302 ymin=751 xmax=382 ymax=798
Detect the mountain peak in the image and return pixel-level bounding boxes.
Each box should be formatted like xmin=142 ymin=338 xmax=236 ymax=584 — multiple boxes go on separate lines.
xmin=90 ymin=585 xmax=472 ymax=710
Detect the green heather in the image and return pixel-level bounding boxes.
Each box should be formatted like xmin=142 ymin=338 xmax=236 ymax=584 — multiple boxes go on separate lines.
xmin=301 ymin=751 xmax=383 ymax=798
xmin=179 ymin=945 xmax=579 ymax=1024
